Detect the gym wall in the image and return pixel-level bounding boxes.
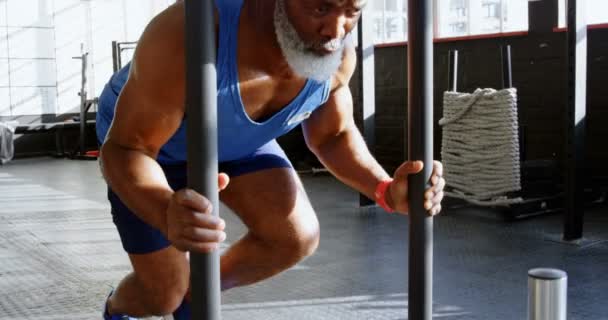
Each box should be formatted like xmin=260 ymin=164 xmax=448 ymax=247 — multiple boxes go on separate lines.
xmin=0 ymin=0 xmax=174 ymax=157
xmin=0 ymin=0 xmax=173 ymax=120
xmin=347 ymin=27 xmax=608 ymax=183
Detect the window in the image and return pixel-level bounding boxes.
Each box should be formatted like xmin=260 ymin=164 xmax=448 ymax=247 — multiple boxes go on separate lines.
xmin=482 ymin=1 xmax=500 ymax=18
xmin=385 ymin=0 xmax=399 ymax=12
xmin=450 ymin=0 xmax=466 ymax=9
xmin=451 ymin=0 xmax=467 ymax=18
xmin=436 ymin=0 xmax=528 ymax=38
xmin=370 ymin=0 xmax=408 ymax=44
xmin=368 ymin=0 xmax=529 ymax=45
xmin=450 ymin=22 xmax=467 ymax=34
xmin=585 ymin=0 xmax=608 ymax=24
xmin=455 ymin=7 xmax=467 ymax=17
xmin=558 ymin=0 xmax=608 ymax=28
xmin=0 ymin=0 xmax=175 ymax=117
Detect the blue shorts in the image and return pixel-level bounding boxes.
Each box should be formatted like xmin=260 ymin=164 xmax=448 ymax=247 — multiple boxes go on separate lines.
xmin=108 ymin=140 xmax=293 ymax=254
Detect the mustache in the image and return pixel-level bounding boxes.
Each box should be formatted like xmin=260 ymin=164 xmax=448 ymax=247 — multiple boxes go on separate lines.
xmin=308 ymin=37 xmax=345 ymax=52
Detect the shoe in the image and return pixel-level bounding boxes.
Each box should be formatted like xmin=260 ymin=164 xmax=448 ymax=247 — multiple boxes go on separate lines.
xmin=103 ymin=290 xmax=138 ymax=320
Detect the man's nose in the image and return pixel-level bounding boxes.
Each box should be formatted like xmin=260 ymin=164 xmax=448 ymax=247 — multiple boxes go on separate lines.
xmin=319 ymin=13 xmax=347 ymax=42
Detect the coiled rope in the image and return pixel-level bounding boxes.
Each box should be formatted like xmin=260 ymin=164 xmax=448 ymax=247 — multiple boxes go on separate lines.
xmin=439 ymin=88 xmax=522 ymax=206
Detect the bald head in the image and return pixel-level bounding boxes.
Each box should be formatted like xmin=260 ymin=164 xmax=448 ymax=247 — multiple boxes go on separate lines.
xmin=325 ymin=0 xmax=367 ymax=8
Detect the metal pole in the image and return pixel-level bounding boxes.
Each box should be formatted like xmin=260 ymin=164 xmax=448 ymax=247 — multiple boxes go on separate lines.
xmin=407 ymin=0 xmax=434 ymax=319
xmin=501 ymin=45 xmax=512 ymax=89
xmin=117 ymin=44 xmax=123 ymax=73
xmin=79 ymin=52 xmax=87 ymax=155
xmin=184 ymin=1 xmax=221 ymax=319
xmin=528 ymin=268 xmax=568 ymax=320
xmin=563 ymin=0 xmax=587 ymax=241
xmin=111 ymin=41 xmax=119 ymax=73
xmin=357 ymin=9 xmax=376 ymax=207
xmin=448 ymin=50 xmax=458 ymax=92
xmin=72 ymin=49 xmax=88 ymax=156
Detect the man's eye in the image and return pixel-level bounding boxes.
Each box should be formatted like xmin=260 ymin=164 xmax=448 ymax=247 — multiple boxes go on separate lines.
xmin=315 ymin=5 xmax=331 ymax=15
xmin=346 ymin=8 xmax=361 ymax=17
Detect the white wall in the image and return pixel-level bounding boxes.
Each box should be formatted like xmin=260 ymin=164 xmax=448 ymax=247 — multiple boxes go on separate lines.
xmin=0 ymin=0 xmax=173 ymax=118
xmin=504 ymin=0 xmax=528 ymax=32
xmin=586 ymin=0 xmax=608 ymax=25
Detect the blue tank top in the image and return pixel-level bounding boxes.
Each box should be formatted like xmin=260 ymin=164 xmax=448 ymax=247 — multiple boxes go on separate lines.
xmin=98 ymin=0 xmax=331 ymax=164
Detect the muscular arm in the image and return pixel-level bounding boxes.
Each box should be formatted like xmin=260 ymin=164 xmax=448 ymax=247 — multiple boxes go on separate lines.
xmin=100 ymin=4 xmax=186 ymax=236
xmin=302 ymin=46 xmax=392 ymax=204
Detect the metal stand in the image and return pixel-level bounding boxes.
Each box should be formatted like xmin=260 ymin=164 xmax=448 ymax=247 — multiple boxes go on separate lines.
xmin=111 ymin=41 xmax=138 ymax=72
xmin=444 ymin=46 xmax=564 ymax=220
xmin=357 ymin=9 xmax=377 ymax=207
xmin=407 ymin=0 xmax=434 ymax=319
xmin=501 ymin=45 xmax=512 ymax=89
xmin=70 ymin=48 xmax=98 ymax=160
xmin=184 ymin=0 xmax=221 ymax=319
xmin=563 ymin=0 xmax=587 ymax=241
xmin=447 ymin=50 xmax=458 ymax=92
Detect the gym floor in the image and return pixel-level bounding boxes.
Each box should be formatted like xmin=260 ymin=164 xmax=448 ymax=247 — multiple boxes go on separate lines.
xmin=0 ymin=158 xmax=606 ymax=320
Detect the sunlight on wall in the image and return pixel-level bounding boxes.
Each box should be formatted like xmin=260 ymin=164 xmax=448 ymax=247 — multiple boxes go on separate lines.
xmin=0 ymin=0 xmax=174 ymax=117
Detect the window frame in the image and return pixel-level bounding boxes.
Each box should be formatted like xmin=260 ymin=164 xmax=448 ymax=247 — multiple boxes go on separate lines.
xmin=371 ymin=0 xmax=530 ymax=45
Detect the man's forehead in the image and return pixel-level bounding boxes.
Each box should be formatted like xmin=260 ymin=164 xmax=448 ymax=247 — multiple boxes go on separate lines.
xmin=325 ymin=0 xmax=368 ymax=8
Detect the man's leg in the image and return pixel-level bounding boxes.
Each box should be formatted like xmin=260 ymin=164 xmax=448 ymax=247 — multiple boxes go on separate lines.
xmin=219 ymin=167 xmax=320 ymax=290
xmin=107 ymin=247 xmax=189 ymax=317
xmin=107 ymin=138 xmax=319 ymax=316
xmin=107 ymin=167 xmax=319 ymax=316
xmin=104 ymin=172 xmax=191 ymax=317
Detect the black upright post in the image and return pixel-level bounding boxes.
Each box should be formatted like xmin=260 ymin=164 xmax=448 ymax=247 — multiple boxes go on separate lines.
xmin=78 ymin=52 xmax=88 ymax=155
xmin=447 ymin=50 xmax=458 ymax=92
xmin=528 ymin=0 xmax=559 ymax=34
xmin=117 ymin=45 xmax=123 ymax=72
xmin=184 ymin=1 xmax=221 ymax=319
xmin=501 ymin=45 xmax=512 ymax=89
xmin=407 ymin=0 xmax=434 ymax=319
xmin=111 ymin=41 xmax=119 ymax=73
xmin=357 ymin=9 xmax=376 ymax=207
xmin=563 ymin=0 xmax=587 ymax=241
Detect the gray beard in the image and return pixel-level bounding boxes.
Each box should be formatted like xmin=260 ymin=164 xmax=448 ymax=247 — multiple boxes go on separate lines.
xmin=273 ymin=0 xmax=344 ymax=82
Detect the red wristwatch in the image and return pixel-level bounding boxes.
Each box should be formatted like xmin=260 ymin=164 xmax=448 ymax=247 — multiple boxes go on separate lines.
xmin=374 ymin=179 xmax=395 ymax=213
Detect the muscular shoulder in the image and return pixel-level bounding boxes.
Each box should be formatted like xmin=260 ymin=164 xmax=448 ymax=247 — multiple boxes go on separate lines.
xmin=128 ymin=3 xmax=187 ymax=99
xmin=330 ymin=40 xmax=357 ymax=91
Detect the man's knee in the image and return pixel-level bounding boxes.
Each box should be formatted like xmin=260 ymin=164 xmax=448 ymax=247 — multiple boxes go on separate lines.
xmin=130 ymin=248 xmax=190 ymax=316
xmin=272 ymin=213 xmax=321 ymax=264
xmin=139 ymin=273 xmax=189 ymax=316
xmin=291 ymin=224 xmax=320 ymax=259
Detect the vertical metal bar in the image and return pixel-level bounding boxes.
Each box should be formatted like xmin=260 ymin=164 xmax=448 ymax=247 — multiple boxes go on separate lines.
xmin=79 ymin=52 xmax=87 ymax=155
xmin=358 ymin=9 xmax=376 ymax=207
xmin=528 ymin=268 xmax=568 ymax=320
xmin=407 ymin=0 xmax=434 ymax=319
xmin=500 ymin=44 xmax=523 ymax=160
xmin=448 ymin=50 xmax=458 ymax=92
xmin=501 ymin=45 xmax=512 ymax=89
xmin=117 ymin=44 xmax=123 ymax=71
xmin=112 ymin=41 xmax=119 ymax=73
xmin=184 ymin=1 xmax=221 ymax=319
xmin=563 ymin=0 xmax=586 ymax=241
